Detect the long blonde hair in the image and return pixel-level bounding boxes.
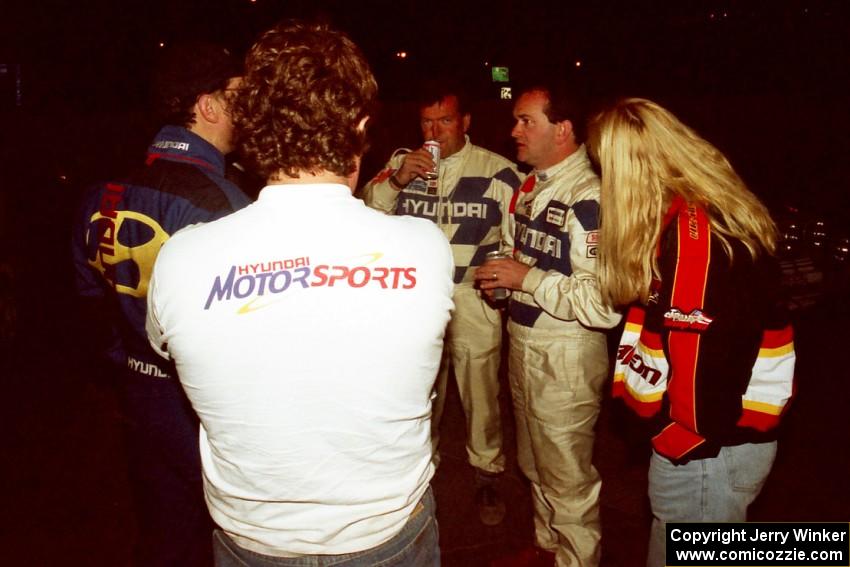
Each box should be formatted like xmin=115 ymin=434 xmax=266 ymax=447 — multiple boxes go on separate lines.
xmin=588 ymin=98 xmax=777 ymax=307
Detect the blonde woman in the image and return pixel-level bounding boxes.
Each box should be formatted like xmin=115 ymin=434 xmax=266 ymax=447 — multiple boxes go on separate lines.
xmin=588 ymin=98 xmax=796 ymax=567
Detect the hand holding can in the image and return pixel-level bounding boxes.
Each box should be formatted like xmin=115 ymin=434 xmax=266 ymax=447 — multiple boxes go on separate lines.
xmin=423 ymin=140 xmax=440 ymax=180
xmin=483 ymin=250 xmax=511 ymax=300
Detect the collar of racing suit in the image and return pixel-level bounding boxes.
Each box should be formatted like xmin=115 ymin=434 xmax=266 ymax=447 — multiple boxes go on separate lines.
xmin=520 ymin=144 xmax=591 ymax=217
xmin=145 ymin=125 xmax=227 ymax=175
xmin=533 ymin=143 xmax=589 ymax=186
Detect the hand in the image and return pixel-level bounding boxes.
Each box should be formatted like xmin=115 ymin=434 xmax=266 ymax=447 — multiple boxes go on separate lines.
xmin=392 ymin=148 xmax=436 ymax=187
xmin=474 ymin=258 xmax=530 ymax=294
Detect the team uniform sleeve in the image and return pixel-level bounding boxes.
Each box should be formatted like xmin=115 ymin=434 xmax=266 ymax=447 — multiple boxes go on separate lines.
xmin=361 ymin=157 xmax=402 ymax=214
xmin=736 ymin=323 xmax=795 ymax=432
xmin=71 ymin=188 xmax=129 ymax=365
xmin=734 ymin=260 xmax=796 ymax=433
xmin=520 ymin=187 xmax=621 ymax=329
xmin=613 ymin=306 xmax=669 ymax=418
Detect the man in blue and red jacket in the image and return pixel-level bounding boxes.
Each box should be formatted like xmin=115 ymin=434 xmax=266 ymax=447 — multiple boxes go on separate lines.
xmin=72 ymin=42 xmax=251 ymax=566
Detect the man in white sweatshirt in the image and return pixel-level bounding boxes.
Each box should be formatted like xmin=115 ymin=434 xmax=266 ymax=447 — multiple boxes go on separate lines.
xmin=146 ymin=21 xmax=454 ymax=566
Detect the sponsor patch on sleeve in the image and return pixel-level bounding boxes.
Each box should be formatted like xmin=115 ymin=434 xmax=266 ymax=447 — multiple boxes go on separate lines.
xmin=586 ymin=246 xmax=598 ymax=258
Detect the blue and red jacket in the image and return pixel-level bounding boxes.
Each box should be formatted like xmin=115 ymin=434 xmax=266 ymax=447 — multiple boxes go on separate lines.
xmin=72 ymin=125 xmax=251 ymax=377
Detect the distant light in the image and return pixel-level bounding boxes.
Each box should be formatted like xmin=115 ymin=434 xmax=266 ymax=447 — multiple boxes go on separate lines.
xmin=484 ymin=61 xmax=489 ymax=67
xmin=722 ymin=11 xmax=728 ymax=18
xmin=500 ymin=87 xmax=512 ymax=100
xmin=709 ymin=12 xmax=715 ymax=19
xmin=58 ymin=174 xmax=68 ymax=182
xmin=395 ymin=51 xmax=408 ymax=59
xmin=491 ymin=66 xmax=509 ymax=83
xmin=575 ymin=60 xmax=582 ymax=68
xmin=15 ymin=63 xmax=21 ymax=106
xmin=158 ymin=42 xmax=165 ymax=48
xmin=250 ymin=0 xmax=257 ymax=3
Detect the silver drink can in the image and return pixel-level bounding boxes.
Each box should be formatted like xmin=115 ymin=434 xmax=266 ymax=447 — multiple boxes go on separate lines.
xmin=423 ymin=140 xmax=440 ymax=180
xmin=484 ymin=250 xmax=511 ymax=300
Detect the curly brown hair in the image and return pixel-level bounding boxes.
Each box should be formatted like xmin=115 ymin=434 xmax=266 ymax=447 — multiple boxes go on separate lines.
xmin=232 ymin=21 xmax=378 ymax=180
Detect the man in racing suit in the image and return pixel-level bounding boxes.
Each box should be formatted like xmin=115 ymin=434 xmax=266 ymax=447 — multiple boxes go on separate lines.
xmin=71 ymin=43 xmax=251 ymax=566
xmin=477 ymin=85 xmax=621 ymax=567
xmin=362 ymin=84 xmax=522 ymax=525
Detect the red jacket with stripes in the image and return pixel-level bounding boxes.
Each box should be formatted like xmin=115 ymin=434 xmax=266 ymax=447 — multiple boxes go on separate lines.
xmin=613 ymin=198 xmax=796 ymax=463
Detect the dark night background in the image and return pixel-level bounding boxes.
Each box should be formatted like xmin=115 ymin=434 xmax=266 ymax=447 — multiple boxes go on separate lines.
xmin=1 ymin=1 xmax=848 ymax=565
xmin=3 ymin=0 xmax=849 ymax=211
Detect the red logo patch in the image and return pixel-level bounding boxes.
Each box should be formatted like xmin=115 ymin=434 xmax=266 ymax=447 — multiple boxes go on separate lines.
xmin=663 ymin=308 xmax=713 ymax=331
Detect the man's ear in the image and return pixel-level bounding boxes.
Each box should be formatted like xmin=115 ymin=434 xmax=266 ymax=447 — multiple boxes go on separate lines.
xmin=195 ymin=93 xmax=220 ymax=124
xmin=462 ymin=113 xmax=471 ymax=133
xmin=556 ymin=119 xmax=574 ymax=143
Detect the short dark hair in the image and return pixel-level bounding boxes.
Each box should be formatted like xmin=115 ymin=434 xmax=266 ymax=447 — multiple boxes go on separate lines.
xmin=519 ymin=80 xmax=587 ymax=144
xmin=152 ymin=41 xmax=242 ymax=128
xmin=416 ymin=77 xmax=469 ymax=117
xmin=232 ymin=20 xmax=378 ymax=180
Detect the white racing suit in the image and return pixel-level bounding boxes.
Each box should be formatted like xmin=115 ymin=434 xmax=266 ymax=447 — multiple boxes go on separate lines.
xmin=508 ymin=145 xmax=621 ymax=567
xmin=362 ymin=136 xmax=522 ymax=475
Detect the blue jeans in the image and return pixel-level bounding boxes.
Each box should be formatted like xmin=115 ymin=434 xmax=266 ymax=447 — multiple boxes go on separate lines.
xmin=212 ymin=486 xmax=440 ymax=567
xmin=646 ymin=442 xmax=777 ymax=567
